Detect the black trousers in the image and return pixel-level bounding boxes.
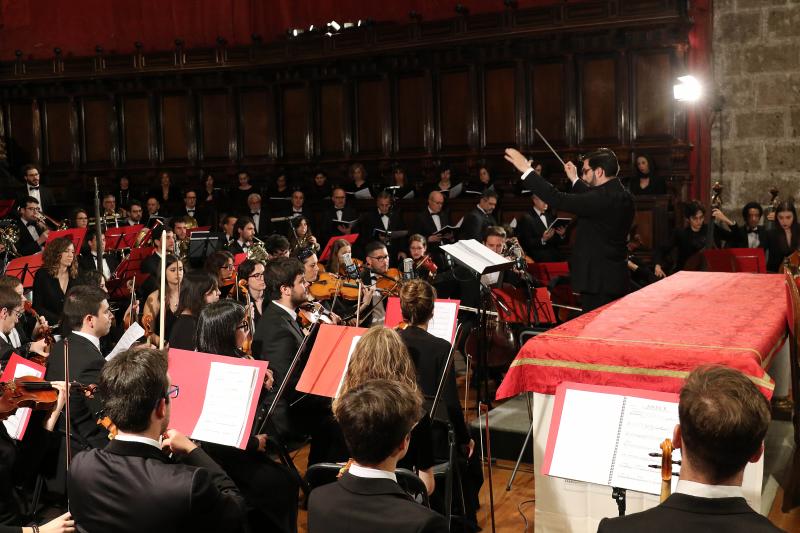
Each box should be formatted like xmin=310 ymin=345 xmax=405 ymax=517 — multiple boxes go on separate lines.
xmin=580 ymin=292 xmax=623 ymax=313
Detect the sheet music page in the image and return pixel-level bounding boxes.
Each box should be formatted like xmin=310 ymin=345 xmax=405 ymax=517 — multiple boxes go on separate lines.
xmin=191 ymin=362 xmax=259 ymax=447
xmin=3 ymin=362 xmax=43 ymax=440
xmin=610 ymin=396 xmax=680 ymax=494
xmin=334 ymin=336 xmax=362 ymax=398
xmin=106 ymin=322 xmax=145 ymax=361
xmin=441 ymin=239 xmax=511 ymax=274
xmin=427 ymin=301 xmax=459 ymax=344
xmin=546 ymin=389 xmax=624 ymax=485
xmin=354 ymin=188 xmax=373 ymax=199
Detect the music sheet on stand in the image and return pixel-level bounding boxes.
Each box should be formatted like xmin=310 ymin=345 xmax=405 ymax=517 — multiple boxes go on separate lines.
xmin=428 ymin=301 xmax=459 ymax=344
xmin=545 ymin=387 xmax=679 ymax=495
xmin=192 ymin=362 xmax=259 ymax=447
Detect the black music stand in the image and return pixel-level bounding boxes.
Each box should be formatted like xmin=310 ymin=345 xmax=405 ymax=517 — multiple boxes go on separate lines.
xmin=187 ymin=231 xmax=221 ymax=268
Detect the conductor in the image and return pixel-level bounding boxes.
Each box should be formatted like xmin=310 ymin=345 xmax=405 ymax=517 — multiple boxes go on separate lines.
xmin=505 ymin=147 xmax=634 ymax=312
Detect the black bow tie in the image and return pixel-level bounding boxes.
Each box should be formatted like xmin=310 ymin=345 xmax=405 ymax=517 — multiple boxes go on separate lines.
xmin=27 ymin=221 xmax=37 ymax=227
xmin=28 ymin=186 xmax=39 ymax=191
xmin=747 ymin=228 xmax=759 ymax=234
xmin=251 ymin=212 xmax=260 ymax=217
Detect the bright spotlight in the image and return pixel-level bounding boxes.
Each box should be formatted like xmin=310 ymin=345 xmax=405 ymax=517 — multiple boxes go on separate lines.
xmin=328 ymin=21 xmax=341 ymax=31
xmin=673 ymin=75 xmax=702 ymax=102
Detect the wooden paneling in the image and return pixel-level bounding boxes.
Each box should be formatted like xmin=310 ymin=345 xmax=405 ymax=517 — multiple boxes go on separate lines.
xmin=282 ymin=85 xmax=309 ymax=158
xmin=440 ymin=70 xmax=471 ymax=150
xmin=7 ymin=102 xmax=37 ymax=165
xmin=579 ymin=57 xmax=618 ymax=144
xmin=483 ymin=66 xmax=516 ymax=147
xmin=355 ymin=78 xmax=388 ymax=155
xmin=201 ymin=92 xmax=232 ymax=160
xmin=396 ymin=75 xmax=427 ymax=153
xmin=44 ymin=100 xmax=74 ymax=165
xmin=121 ymin=96 xmax=151 ymax=163
xmin=161 ymin=94 xmax=191 ymax=161
xmin=82 ymin=98 xmax=113 ymax=163
xmin=239 ymin=88 xmax=274 ymax=159
xmin=319 ymin=82 xmax=345 ymax=157
xmin=633 ymin=51 xmax=673 ymax=140
xmin=532 ymin=63 xmax=567 ymax=143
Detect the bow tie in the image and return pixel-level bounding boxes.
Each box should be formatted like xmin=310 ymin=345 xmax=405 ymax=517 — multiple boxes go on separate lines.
xmin=747 ymin=228 xmax=759 ymax=234
xmin=28 ymin=186 xmax=39 ymax=191
xmin=251 ymin=212 xmax=260 ymax=217
xmin=27 ymin=221 xmax=37 ymax=227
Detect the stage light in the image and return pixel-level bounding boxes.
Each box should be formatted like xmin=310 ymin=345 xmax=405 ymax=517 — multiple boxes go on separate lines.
xmin=673 ymin=75 xmax=702 ymax=102
xmin=328 ymin=20 xmax=341 ymax=31
xmin=343 ymin=22 xmax=355 ymax=29
xmin=290 ymin=28 xmax=304 ymax=37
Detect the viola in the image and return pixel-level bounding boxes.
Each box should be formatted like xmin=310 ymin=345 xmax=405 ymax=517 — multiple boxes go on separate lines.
xmin=298 ymin=301 xmax=335 ymax=328
xmin=0 ymin=377 xmax=96 ymax=419
xmin=649 ymin=438 xmax=680 ymax=502
xmin=309 ymin=272 xmax=360 ymax=301
xmin=23 ymin=300 xmax=54 ymax=366
xmin=375 ymin=268 xmax=401 ymax=296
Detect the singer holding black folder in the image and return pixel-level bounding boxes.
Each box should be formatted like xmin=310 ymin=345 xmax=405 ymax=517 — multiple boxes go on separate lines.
xmin=505 ymin=147 xmax=634 ymax=312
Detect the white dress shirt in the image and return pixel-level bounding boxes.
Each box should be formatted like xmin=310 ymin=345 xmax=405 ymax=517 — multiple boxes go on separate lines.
xmin=428 ymin=208 xmax=442 ymax=232
xmin=272 ymin=301 xmax=297 ymax=321
xmin=674 ymin=479 xmax=744 ymax=499
xmin=114 ymin=432 xmax=162 ymax=450
xmin=380 ymin=213 xmax=390 ymax=230
xmin=0 ymin=328 xmax=21 ymax=349
xmin=21 ymin=217 xmax=39 ymax=241
xmin=27 ymin=185 xmax=41 ymax=205
xmin=72 ymin=330 xmax=102 ymax=353
xmin=349 ymin=463 xmax=397 ymax=483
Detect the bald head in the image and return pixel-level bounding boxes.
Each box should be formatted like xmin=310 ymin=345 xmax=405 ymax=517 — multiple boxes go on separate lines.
xmin=428 ymin=191 xmax=444 ymax=214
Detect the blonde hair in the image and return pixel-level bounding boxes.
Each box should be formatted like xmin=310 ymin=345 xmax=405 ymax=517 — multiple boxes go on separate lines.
xmin=334 ymin=327 xmax=418 ymax=410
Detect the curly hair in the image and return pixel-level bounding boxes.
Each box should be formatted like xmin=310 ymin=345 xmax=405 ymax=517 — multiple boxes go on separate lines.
xmin=333 ymin=327 xmax=418 ymax=411
xmin=43 ymin=237 xmax=78 ymax=278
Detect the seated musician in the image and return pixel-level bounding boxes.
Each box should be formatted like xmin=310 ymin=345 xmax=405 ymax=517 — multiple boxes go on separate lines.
xmin=68 ymin=346 xmax=248 ymax=533
xmin=653 ymin=201 xmax=737 ymax=278
xmin=308 ymin=378 xmax=448 ymax=533
xmin=219 ymin=214 xmax=238 ymax=248
xmin=598 ymin=365 xmax=781 ymax=533
xmin=359 ymin=241 xmax=393 ymax=326
xmin=32 ymin=237 xmax=78 ymax=326
xmin=78 ymin=228 xmax=119 ymax=280
xmin=516 ymin=193 xmax=566 ymax=262
xmin=296 ymin=246 xmax=320 ymax=284
xmin=142 ymin=254 xmax=183 ymax=346
xmin=327 ymin=238 xmax=354 ymax=277
xmin=171 ymin=216 xmax=190 ymax=250
xmin=264 ymin=234 xmax=291 ymax=260
xmin=227 ymin=216 xmax=255 ymax=256
xmin=168 ymin=270 xmax=220 ymax=351
xmin=728 ymin=201 xmax=768 ymax=250
xmin=124 ymin=200 xmax=144 ymax=227
xmin=765 ymin=201 xmax=800 ymax=272
xmin=288 ymin=215 xmax=320 ymax=256
xmin=204 ymin=251 xmax=235 ymax=298
xmin=70 ymin=207 xmax=90 ymax=229
xmin=194 ymin=300 xmax=298 ymax=533
xmin=0 ymin=286 xmax=48 ymax=365
xmin=0 ymin=275 xmax=48 ymax=353
xmin=237 ymin=259 xmax=266 ymax=327
xmin=408 ymin=234 xmax=437 ymax=281
xmin=139 ymin=225 xmax=175 ymax=298
xmin=101 ymin=193 xmax=123 ymax=222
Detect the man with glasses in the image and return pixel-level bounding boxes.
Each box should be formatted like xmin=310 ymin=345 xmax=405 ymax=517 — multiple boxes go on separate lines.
xmin=178 ymin=188 xmax=210 ymax=226
xmin=125 ymin=200 xmax=144 ymax=226
xmin=320 ymin=187 xmax=358 ymax=244
xmin=18 ymin=164 xmax=55 ymax=212
xmin=15 ymin=196 xmax=49 ymax=255
xmin=0 ymin=286 xmax=48 ymax=365
xmin=505 ymin=147 xmax=634 ymax=312
xmin=69 ymin=347 xmax=246 ymax=532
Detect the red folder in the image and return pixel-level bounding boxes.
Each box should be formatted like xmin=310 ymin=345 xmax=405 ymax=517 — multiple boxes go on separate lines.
xmin=46 ymin=227 xmax=87 ymax=252
xmin=296 ymin=323 xmax=368 ymax=398
xmin=1 ymin=354 xmax=47 ymax=440
xmin=319 ymin=233 xmax=359 ymax=262
xmin=233 ymin=253 xmax=247 ymax=268
xmin=167 ymin=349 xmax=269 ymax=449
xmin=105 ymin=225 xmax=144 ymax=250
xmin=4 ymin=253 xmax=44 ymax=288
xmin=187 ymin=226 xmax=211 ymax=235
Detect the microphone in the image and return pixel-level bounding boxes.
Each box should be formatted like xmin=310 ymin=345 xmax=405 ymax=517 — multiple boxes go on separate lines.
xmin=402 ymin=258 xmax=416 ymax=280
xmin=511 ymin=243 xmax=527 ymax=271
xmin=342 ymin=252 xmax=360 ymax=280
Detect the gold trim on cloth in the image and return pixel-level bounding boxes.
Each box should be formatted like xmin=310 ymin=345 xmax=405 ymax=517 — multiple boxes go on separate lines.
xmin=509 ymin=357 xmax=775 ymax=392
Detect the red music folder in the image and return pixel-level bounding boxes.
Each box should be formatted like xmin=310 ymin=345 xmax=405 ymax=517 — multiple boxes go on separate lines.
xmin=296 ymin=323 xmax=368 ymax=398
xmin=1 ymin=354 xmax=47 ymax=440
xmin=384 ymin=297 xmax=460 ymax=344
xmin=319 ymin=233 xmax=359 ymax=262
xmin=233 ymin=253 xmax=247 ymax=268
xmin=46 ymin=227 xmax=87 ymax=252
xmin=167 ymin=349 xmax=269 ymax=449
xmin=187 ymin=226 xmax=211 ymax=235
xmin=4 ymin=253 xmax=44 ymax=288
xmin=105 ymin=225 xmax=144 ymax=250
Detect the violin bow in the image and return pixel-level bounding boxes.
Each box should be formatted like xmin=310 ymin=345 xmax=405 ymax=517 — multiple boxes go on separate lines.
xmin=158 ymin=232 xmax=167 ymax=350
xmin=63 ymin=338 xmax=71 ymax=507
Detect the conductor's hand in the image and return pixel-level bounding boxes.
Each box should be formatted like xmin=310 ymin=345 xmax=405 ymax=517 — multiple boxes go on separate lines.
xmin=504 ymin=148 xmax=533 ymax=174
xmin=542 ymin=228 xmax=555 ymax=242
xmin=162 ymin=429 xmax=197 ymax=455
xmin=654 ymin=265 xmax=666 ymax=279
xmin=564 ymin=161 xmax=579 ymax=183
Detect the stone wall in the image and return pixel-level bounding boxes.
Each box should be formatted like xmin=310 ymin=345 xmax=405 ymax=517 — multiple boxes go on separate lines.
xmin=712 ymin=0 xmax=800 ymax=220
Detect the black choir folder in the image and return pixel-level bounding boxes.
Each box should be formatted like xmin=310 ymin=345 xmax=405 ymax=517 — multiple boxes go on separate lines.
xmin=542 ymin=382 xmax=680 ymax=495
xmin=546 ymin=217 xmax=572 ymax=232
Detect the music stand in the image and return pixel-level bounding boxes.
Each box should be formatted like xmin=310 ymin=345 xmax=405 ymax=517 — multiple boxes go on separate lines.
xmin=46 ymin=228 xmax=87 ymax=252
xmin=188 ymin=231 xmax=220 ymax=268
xmin=319 ymin=233 xmax=359 ymax=262
xmin=3 ymin=253 xmax=44 ymax=289
xmin=106 ymin=225 xmax=144 ymax=251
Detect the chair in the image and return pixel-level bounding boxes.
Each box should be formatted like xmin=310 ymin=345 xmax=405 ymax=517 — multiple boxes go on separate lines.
xmin=305 ymin=462 xmax=430 ymax=507
xmin=702 ymin=249 xmax=735 ymax=272
xmin=729 ymin=247 xmax=766 ymax=273
xmin=781 ymin=272 xmax=800 ymax=511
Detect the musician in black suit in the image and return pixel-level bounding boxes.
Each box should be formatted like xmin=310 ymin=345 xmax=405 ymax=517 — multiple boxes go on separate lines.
xmin=319 ymin=187 xmax=358 ymax=245
xmin=14 ymin=196 xmax=49 ymax=256
xmin=18 ymin=164 xmax=56 ymax=213
xmin=175 ymin=188 xmax=212 ymax=226
xmin=245 ymin=192 xmax=272 ymax=237
xmin=458 ymin=190 xmax=498 ymax=242
xmin=597 ymin=365 xmax=781 ymax=533
xmin=505 ymin=147 xmax=634 ymax=312
xmin=354 ymin=192 xmax=407 ymax=263
xmin=78 ymin=228 xmax=120 ymax=279
xmin=516 ymin=194 xmax=566 ymax=262
xmin=140 ymin=225 xmax=175 ymax=298
xmin=308 ymin=379 xmax=448 ymax=533
xmin=69 ymin=346 xmax=247 ymax=533
xmin=0 ymin=286 xmax=48 ymax=365
xmin=226 ymin=216 xmax=256 ymax=256
xmin=727 ymin=202 xmax=768 ymax=250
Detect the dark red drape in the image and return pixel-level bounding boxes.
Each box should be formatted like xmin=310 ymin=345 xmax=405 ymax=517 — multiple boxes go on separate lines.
xmin=686 ymin=0 xmax=713 ymax=203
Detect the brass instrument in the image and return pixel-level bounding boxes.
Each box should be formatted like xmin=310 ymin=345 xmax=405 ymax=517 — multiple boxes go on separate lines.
xmin=0 ymin=221 xmax=20 ymax=257
xmin=36 ymin=212 xmax=65 ymax=231
xmin=247 ymin=236 xmax=270 ymax=263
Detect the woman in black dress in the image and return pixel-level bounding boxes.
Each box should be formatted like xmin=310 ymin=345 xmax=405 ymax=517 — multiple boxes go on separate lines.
xmin=237 ymin=260 xmax=266 ymax=328
xmin=630 ymin=154 xmax=667 ymax=195
xmin=194 ymin=300 xmax=298 ymax=533
xmin=765 ymin=201 xmax=800 ymax=272
xmin=32 ymin=237 xmax=78 ymax=325
xmin=204 ymin=250 xmax=236 ymax=299
xmin=141 ymin=254 xmax=183 ymax=346
xmin=168 ymin=270 xmax=220 ymax=350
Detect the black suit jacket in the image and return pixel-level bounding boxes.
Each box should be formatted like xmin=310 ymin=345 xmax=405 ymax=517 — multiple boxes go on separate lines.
xmin=458 ymin=207 xmax=496 ymax=242
xmin=45 ymin=333 xmax=109 ymax=449
xmin=765 ymin=225 xmax=800 ymax=272
xmin=18 ymin=186 xmax=56 ymax=211
xmin=77 ymin=251 xmax=120 ymax=277
xmin=69 ymin=439 xmax=246 ymax=533
xmin=14 ymin=218 xmax=43 ymax=256
xmin=355 ymin=210 xmax=407 ymax=257
xmin=597 ymin=492 xmax=783 ymax=533
xmin=251 ymin=302 xmax=306 ymax=440
xmin=516 ymin=209 xmax=565 ymax=262
xmin=32 ymin=269 xmax=72 ymax=326
xmin=174 ymin=206 xmax=212 ymax=227
xmin=522 ymin=172 xmax=634 ymax=298
xmin=308 ymin=473 xmax=448 ymax=533
xmin=727 ymin=225 xmax=768 ymax=250
xmin=320 ymin=205 xmax=359 ymax=244
xmin=398 ymin=326 xmax=470 ymax=445
xmin=414 ymin=209 xmax=452 ymax=240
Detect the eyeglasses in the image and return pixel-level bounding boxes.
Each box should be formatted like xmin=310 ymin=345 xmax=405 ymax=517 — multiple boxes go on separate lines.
xmin=369 ymin=255 xmax=389 ymax=261
xmin=237 ymin=321 xmax=250 ymax=331
xmin=221 ymin=263 xmax=235 ymax=270
xmin=249 ymin=272 xmax=264 ymax=279
xmin=165 ymin=385 xmax=180 ymax=400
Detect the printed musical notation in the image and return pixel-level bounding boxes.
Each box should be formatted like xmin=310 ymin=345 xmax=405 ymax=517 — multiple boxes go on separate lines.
xmin=192 ymin=362 xmax=259 ymax=447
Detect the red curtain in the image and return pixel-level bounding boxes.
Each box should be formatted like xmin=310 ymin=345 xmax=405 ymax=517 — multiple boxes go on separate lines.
xmin=686 ymin=0 xmax=713 ymax=202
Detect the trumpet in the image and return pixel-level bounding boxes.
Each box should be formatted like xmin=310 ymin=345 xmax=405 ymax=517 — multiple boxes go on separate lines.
xmin=36 ymin=212 xmax=67 ymax=231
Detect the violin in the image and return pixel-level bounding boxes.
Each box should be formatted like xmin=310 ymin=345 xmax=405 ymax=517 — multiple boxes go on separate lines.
xmin=238 ymin=279 xmax=255 ymax=358
xmin=375 ymin=268 xmax=402 ymax=296
xmin=336 ymin=257 xmax=363 ymax=278
xmin=413 ymin=255 xmax=438 ymax=280
xmin=298 ymin=301 xmax=335 ymax=328
xmin=309 ymin=272 xmax=360 ymax=301
xmin=648 ymin=438 xmax=681 ymax=502
xmin=97 ymin=414 xmax=119 ymax=439
xmin=23 ymin=300 xmax=54 ymax=366
xmin=0 ymin=377 xmax=96 ymax=419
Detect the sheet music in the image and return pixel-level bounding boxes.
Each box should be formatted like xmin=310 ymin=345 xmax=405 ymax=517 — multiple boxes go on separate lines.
xmin=354 ymin=188 xmax=373 ymax=199
xmin=546 ymin=387 xmax=679 ymax=495
xmin=106 ymin=322 xmax=145 ymax=361
xmin=191 ymin=362 xmax=259 ymax=447
xmin=427 ymin=301 xmax=459 ymax=344
xmin=440 ymin=239 xmax=513 ymax=275
xmin=447 ymin=182 xmax=463 ymax=199
xmin=3 ymin=362 xmax=43 ymax=440
xmin=334 ymin=336 xmax=362 ymax=398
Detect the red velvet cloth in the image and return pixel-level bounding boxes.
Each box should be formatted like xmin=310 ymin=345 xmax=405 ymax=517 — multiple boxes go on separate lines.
xmin=497 ymin=271 xmax=788 ymax=401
